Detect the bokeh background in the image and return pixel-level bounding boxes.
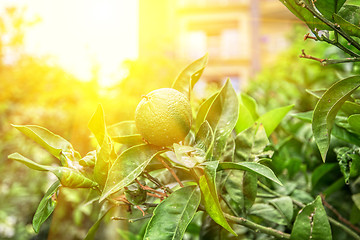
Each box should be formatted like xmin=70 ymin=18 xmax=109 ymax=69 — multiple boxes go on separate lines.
xmin=0 ymin=0 xmax=355 ymax=239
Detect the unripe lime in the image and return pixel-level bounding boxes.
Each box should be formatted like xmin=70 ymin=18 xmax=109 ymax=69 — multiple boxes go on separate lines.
xmin=135 ymin=88 xmax=192 ymax=147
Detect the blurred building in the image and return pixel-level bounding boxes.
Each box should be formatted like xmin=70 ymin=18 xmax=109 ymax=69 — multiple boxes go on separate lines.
xmin=139 ymin=0 xmax=298 ymax=91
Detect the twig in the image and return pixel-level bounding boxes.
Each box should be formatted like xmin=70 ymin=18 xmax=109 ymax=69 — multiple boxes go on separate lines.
xmin=322 ymin=58 xmax=360 ymax=65
xmin=157 ymin=156 xmax=184 ymax=187
xmin=135 ymin=179 xmax=168 ymax=197
xmin=299 ymin=49 xmax=326 ymax=63
xmin=111 ymin=214 xmax=152 ymax=223
xmin=143 ymin=171 xmax=173 ymax=194
xmin=304 ymin=33 xmax=317 ymax=41
xmin=147 ymin=192 xmax=164 ymax=199
xmin=298 ymin=0 xmax=360 ymax=51
xmin=224 ymin=213 xmax=291 ymax=239
xmin=320 ymin=193 xmax=360 ymax=234
xmin=135 ymin=205 xmax=146 ymax=216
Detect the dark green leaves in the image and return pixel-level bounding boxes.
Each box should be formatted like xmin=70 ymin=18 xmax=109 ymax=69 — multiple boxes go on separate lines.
xmin=100 ymin=144 xmax=163 ymax=202
xmin=291 ymin=196 xmax=332 ymax=240
xmin=172 ymin=53 xmax=208 ymax=100
xmin=279 ymin=0 xmax=331 ymax=31
xmin=33 ymin=180 xmax=60 ymax=233
xmin=315 ymin=0 xmax=346 ymax=20
xmin=312 ymin=76 xmax=360 ymax=162
xmin=144 ymin=186 xmax=201 ymax=240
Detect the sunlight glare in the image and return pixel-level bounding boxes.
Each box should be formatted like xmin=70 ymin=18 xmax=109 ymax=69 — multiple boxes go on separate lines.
xmin=7 ymin=0 xmax=139 ymax=86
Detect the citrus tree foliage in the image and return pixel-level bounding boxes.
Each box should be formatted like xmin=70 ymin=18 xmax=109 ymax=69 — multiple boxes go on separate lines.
xmin=7 ymin=2 xmax=360 ymax=239
xmin=9 ymin=51 xmax=340 ymax=240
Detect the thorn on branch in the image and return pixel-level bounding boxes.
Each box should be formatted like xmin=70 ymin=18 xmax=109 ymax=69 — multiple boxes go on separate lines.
xmin=299 ymin=49 xmax=326 ymax=64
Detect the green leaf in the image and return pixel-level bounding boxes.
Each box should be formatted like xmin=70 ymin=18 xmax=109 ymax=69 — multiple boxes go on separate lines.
xmin=172 ymin=53 xmax=208 ymax=100
xmin=225 ymin=170 xmax=257 ymax=212
xmin=100 ymin=144 xmax=163 ymax=202
xmin=352 ymin=193 xmax=360 ymax=210
xmin=312 ymin=76 xmax=360 ymax=162
xmin=8 ymin=152 xmax=51 ymax=171
xmin=88 ymin=104 xmax=106 ymax=146
xmin=250 ymin=203 xmax=287 ymax=225
xmin=144 ymin=186 xmax=201 ymax=240
xmin=195 ymin=92 xmax=218 ymax=132
xmin=79 ymin=150 xmax=96 ymax=168
xmin=292 ymin=111 xmax=313 ymax=123
xmin=338 ymin=4 xmax=360 ymax=26
xmin=94 ymin=137 xmax=112 ymax=188
xmin=311 ymin=163 xmax=337 ymax=187
xmin=348 ymin=114 xmax=360 ymax=133
xmin=269 ymin=196 xmax=294 ymax=225
xmin=291 ymin=196 xmax=332 ymax=240
xmin=315 ymin=0 xmax=346 ymax=20
xmin=204 ymin=79 xmax=239 ymax=158
xmin=84 ymin=202 xmax=114 ymax=240
xmin=333 ymin=13 xmax=360 ymax=38
xmin=33 ymin=181 xmax=60 ymax=233
xmin=107 ymin=121 xmax=143 ymax=145
xmin=199 ymin=161 xmax=237 ymax=235
xmin=256 ymin=104 xmax=294 ymax=137
xmin=9 ymin=153 xmax=98 ymax=188
xmin=195 ymin=121 xmax=214 ymax=160
xmin=279 ymin=0 xmax=332 ymax=30
xmin=173 ymin=144 xmax=204 ymax=168
xmin=234 ymin=124 xmax=269 ymax=162
xmin=235 ymin=93 xmax=259 ymax=133
xmin=12 ymin=124 xmax=73 ymax=160
xmin=218 ymin=162 xmax=282 ymax=186
xmin=332 ymin=124 xmax=360 ymax=146
xmin=341 ymin=101 xmax=360 ymax=116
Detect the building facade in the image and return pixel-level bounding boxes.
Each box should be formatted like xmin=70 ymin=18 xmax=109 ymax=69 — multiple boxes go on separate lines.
xmin=139 ymin=0 xmax=297 ymax=91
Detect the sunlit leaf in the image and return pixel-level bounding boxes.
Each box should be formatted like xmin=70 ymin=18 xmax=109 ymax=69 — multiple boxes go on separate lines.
xmin=199 ymin=161 xmax=237 ymax=236
xmin=291 ymin=196 xmax=332 ymax=240
xmin=195 ymin=121 xmax=214 ymax=160
xmin=88 ymin=104 xmax=106 ymax=146
xmin=9 ymin=153 xmax=98 ymax=188
xmin=256 ymin=104 xmax=294 ymax=137
xmin=100 ymin=144 xmax=163 ymax=202
xmin=33 ymin=180 xmax=60 ymax=233
xmin=173 ymin=144 xmax=204 ymax=168
xmin=235 ymin=93 xmax=259 ymax=133
xmin=204 ymin=80 xmax=239 ymax=158
xmin=94 ymin=137 xmax=112 ymax=188
xmin=12 ymin=124 xmax=73 ymax=160
xmin=195 ymin=92 xmax=218 ymax=132
xmin=144 ymin=186 xmax=201 ymax=240
xmin=218 ymin=162 xmax=282 ymax=186
xmin=79 ymin=150 xmax=96 ymax=168
xmin=172 ymin=53 xmax=208 ymax=100
xmin=352 ymin=193 xmax=360 ymax=210
xmin=107 ymin=121 xmax=143 ymax=145
xmin=312 ymin=76 xmax=360 ymax=162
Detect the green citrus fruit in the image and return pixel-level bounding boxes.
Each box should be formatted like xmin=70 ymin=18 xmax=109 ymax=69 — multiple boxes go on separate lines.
xmin=135 ymin=88 xmax=192 ymax=147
